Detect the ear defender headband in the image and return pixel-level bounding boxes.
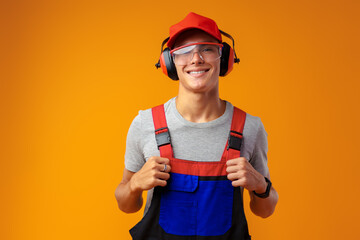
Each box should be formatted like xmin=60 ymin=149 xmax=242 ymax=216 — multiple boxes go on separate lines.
xmin=155 ymin=30 xmax=240 ymax=81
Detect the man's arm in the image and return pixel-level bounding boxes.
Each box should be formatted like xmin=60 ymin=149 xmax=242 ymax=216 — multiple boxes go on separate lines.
xmin=249 ymin=185 xmax=278 ymax=218
xmin=115 ymin=168 xmax=143 ymax=213
xmin=226 ymin=157 xmax=278 ymax=218
xmin=115 ymin=157 xmax=171 ymax=213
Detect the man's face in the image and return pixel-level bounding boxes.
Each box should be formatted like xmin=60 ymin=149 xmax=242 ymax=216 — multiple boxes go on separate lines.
xmin=173 ymin=30 xmax=221 ymax=94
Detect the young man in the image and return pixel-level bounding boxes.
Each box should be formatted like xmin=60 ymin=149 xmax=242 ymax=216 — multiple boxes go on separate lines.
xmin=115 ymin=12 xmax=278 ymax=240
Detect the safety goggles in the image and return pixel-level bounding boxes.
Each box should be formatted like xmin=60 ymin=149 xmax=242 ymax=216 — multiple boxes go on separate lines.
xmin=170 ymin=42 xmax=223 ymax=66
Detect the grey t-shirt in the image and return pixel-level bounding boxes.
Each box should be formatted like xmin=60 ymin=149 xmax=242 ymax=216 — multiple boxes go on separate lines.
xmin=125 ymin=97 xmax=269 ymax=214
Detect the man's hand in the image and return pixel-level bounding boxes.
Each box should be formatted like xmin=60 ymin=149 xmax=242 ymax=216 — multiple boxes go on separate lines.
xmin=115 ymin=156 xmax=171 ymax=213
xmin=226 ymin=157 xmax=267 ymax=193
xmin=226 ymin=157 xmax=278 ymax=218
xmin=130 ymin=156 xmax=171 ymax=193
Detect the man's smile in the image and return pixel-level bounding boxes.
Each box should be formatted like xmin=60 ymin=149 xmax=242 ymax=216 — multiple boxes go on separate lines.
xmin=186 ymin=68 xmax=210 ymax=77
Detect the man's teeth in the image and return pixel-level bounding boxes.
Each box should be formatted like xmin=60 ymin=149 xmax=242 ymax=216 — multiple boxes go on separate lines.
xmin=189 ymin=70 xmax=206 ymax=74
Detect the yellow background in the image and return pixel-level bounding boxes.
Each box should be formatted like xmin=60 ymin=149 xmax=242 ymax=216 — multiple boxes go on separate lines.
xmin=1 ymin=0 xmax=359 ymax=239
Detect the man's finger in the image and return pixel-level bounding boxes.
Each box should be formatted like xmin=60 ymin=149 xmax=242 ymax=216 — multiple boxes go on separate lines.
xmin=226 ymin=157 xmax=248 ymax=166
xmin=154 ymin=178 xmax=168 ymax=187
xmin=230 ymin=179 xmax=245 ymax=188
xmin=164 ymin=164 xmax=171 ymax=173
xmin=226 ymin=165 xmax=238 ymax=173
xmin=156 ymin=171 xmax=171 ymax=180
xmin=226 ymin=158 xmax=239 ymax=166
xmin=156 ymin=157 xmax=170 ymax=165
xmin=227 ymin=172 xmax=240 ymax=181
xmin=158 ymin=163 xmax=172 ymax=172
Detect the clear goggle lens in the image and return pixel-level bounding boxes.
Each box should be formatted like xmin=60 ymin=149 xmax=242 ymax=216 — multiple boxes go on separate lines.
xmin=170 ymin=42 xmax=223 ymax=66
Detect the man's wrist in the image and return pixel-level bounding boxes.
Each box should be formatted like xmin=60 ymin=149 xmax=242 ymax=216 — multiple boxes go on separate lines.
xmin=253 ymin=177 xmax=272 ymax=198
xmin=254 ymin=177 xmax=267 ymax=193
xmin=129 ymin=176 xmax=141 ymax=194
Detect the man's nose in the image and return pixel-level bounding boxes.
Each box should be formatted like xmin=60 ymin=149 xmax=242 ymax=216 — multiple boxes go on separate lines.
xmin=190 ymin=51 xmax=204 ymax=64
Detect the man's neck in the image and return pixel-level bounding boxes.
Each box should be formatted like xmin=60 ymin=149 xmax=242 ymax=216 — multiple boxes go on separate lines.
xmin=175 ymin=90 xmax=226 ymax=123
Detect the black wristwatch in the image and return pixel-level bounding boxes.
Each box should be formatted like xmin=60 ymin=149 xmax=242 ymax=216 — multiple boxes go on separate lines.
xmin=253 ymin=177 xmax=272 ymax=198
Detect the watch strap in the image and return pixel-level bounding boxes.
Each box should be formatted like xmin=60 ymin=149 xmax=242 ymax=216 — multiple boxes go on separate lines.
xmin=253 ymin=177 xmax=272 ymax=198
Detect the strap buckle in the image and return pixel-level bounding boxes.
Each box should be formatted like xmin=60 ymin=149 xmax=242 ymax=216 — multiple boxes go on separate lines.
xmin=227 ymin=130 xmax=243 ymax=151
xmin=155 ymin=127 xmax=172 ymax=149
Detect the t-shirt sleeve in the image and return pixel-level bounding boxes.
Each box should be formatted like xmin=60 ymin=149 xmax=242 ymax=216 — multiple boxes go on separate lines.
xmin=250 ymin=118 xmax=270 ymax=178
xmin=124 ymin=113 xmax=146 ymax=173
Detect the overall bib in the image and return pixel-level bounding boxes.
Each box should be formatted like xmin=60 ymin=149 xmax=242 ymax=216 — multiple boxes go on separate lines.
xmin=130 ymin=105 xmax=251 ymax=240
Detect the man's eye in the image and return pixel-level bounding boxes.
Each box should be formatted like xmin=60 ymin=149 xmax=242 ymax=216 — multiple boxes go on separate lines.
xmin=174 ymin=45 xmax=196 ymax=55
xmin=201 ymin=46 xmax=216 ymax=53
xmin=181 ymin=51 xmax=192 ymax=55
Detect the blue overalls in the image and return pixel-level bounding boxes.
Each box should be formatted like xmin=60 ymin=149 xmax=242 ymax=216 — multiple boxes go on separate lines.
xmin=130 ymin=105 xmax=251 ymax=240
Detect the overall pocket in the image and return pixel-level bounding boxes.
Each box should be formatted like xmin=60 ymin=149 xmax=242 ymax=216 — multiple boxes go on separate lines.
xmin=196 ymin=178 xmax=233 ymax=236
xmin=159 ymin=173 xmax=198 ymax=236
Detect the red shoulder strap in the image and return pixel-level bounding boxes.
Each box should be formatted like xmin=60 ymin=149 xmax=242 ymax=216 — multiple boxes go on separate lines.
xmin=222 ymin=107 xmax=247 ymax=161
xmin=152 ymin=104 xmax=174 ymax=158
